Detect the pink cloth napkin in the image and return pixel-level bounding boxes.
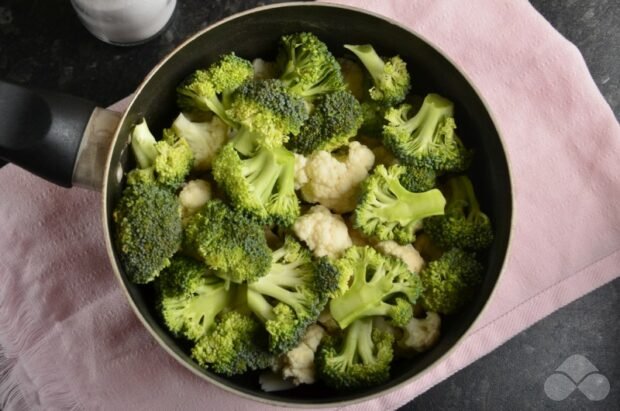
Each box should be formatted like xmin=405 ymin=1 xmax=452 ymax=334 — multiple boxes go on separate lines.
xmin=1 ymin=0 xmax=619 ymax=409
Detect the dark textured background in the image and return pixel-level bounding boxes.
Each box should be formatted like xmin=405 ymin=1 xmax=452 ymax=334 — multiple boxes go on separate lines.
xmin=0 ymin=0 xmax=618 ymax=409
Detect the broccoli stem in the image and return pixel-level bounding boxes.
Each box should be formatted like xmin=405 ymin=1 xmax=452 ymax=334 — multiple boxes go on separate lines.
xmin=247 ymin=289 xmax=275 ymax=322
xmin=131 ymin=120 xmax=158 ymax=169
xmin=355 ymin=319 xmax=375 ymax=364
xmin=249 ymin=263 xmax=307 ymax=312
xmin=344 ymin=45 xmax=385 ymax=86
xmin=374 ymin=183 xmax=446 ymax=226
xmin=339 ymin=318 xmax=374 ymax=366
xmin=242 ymin=149 xmax=282 ymax=204
xmin=447 ymin=176 xmax=483 ymax=221
xmin=330 ymin=284 xmax=386 ymax=328
xmin=232 ymin=127 xmax=258 ymax=156
xmin=408 ymin=94 xmax=454 ymax=151
xmin=203 ymin=95 xmax=233 ymax=127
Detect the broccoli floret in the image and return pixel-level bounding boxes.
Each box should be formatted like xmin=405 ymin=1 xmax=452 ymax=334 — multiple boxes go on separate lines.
xmin=156 ymin=129 xmax=194 ymax=187
xmin=382 ymin=94 xmax=472 ymax=172
xmin=227 ymin=79 xmax=308 ymax=153
xmin=277 ymin=32 xmax=345 ymax=99
xmin=424 ymin=175 xmax=493 ymax=250
xmin=343 ymin=44 xmax=410 ymax=106
xmin=113 ymin=184 xmax=182 ymax=284
xmin=329 ymin=246 xmax=421 ymax=328
xmin=192 ymin=311 xmax=274 ymax=376
xmin=158 ymin=266 xmax=233 ymax=341
xmin=183 ymin=199 xmax=272 ymax=283
xmin=287 ymin=90 xmax=363 ymax=154
xmin=399 ymin=166 xmax=437 ymax=193
xmin=316 ymin=317 xmax=394 ymax=390
xmin=128 ymin=120 xmax=193 ymax=189
xmin=419 ymin=248 xmax=483 ymax=314
xmin=354 ymin=164 xmax=446 ymax=244
xmin=155 ymin=255 xmax=210 ymax=298
xmin=212 ymin=143 xmax=299 ymax=226
xmin=246 ymin=237 xmax=339 ymax=353
xmin=125 ymin=167 xmax=157 ymax=187
xmin=177 ymin=53 xmax=253 ymax=125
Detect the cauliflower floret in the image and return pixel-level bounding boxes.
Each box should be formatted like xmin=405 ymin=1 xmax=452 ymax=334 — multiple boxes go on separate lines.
xmin=179 ymin=179 xmax=212 ymax=219
xmin=398 ymin=312 xmax=441 ymax=353
xmin=252 ymin=58 xmax=278 ymax=80
xmin=375 ymin=240 xmax=425 ymax=273
xmin=299 ymin=142 xmax=375 ymax=213
xmin=171 ymin=113 xmax=229 ymax=171
xmin=293 ymin=205 xmax=353 ymax=259
xmin=275 ymin=325 xmax=326 ymax=385
xmin=294 ymin=153 xmax=309 ymax=190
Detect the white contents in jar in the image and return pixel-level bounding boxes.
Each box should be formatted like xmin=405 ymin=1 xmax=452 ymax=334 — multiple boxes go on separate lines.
xmin=71 ymin=0 xmax=176 ymax=45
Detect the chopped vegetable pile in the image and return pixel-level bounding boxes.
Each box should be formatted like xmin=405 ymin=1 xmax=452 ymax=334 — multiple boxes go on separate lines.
xmin=112 ymin=32 xmax=493 ymax=392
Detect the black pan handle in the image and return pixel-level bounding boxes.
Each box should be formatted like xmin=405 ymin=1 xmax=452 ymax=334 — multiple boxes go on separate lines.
xmin=0 ymin=80 xmax=97 ymax=187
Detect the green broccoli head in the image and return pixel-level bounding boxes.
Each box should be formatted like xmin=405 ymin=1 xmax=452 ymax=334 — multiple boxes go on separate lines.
xmin=212 ymin=143 xmax=299 ymax=226
xmin=354 ymin=164 xmax=446 ymax=244
xmin=399 ymin=166 xmax=437 ymax=193
xmin=155 ymin=129 xmax=194 ymax=188
xmin=191 ymin=311 xmax=274 ymax=376
xmin=177 ymin=53 xmax=254 ymax=125
xmin=382 ymin=94 xmax=472 ymax=172
xmin=420 ymin=248 xmax=484 ymax=314
xmin=125 ymin=167 xmax=157 ymax=187
xmin=277 ymin=32 xmax=345 ymax=99
xmin=287 ymin=90 xmax=363 ymax=154
xmin=329 ymin=246 xmax=421 ymax=329
xmin=424 ymin=175 xmax=493 ymax=250
xmin=344 ymin=44 xmax=410 ymax=106
xmin=183 ymin=199 xmax=272 ymax=283
xmin=113 ymin=183 xmax=182 ymax=284
xmin=313 ymin=256 xmax=345 ymax=301
xmin=155 ymin=255 xmax=211 ymax=298
xmin=316 ymin=317 xmax=394 ymax=390
xmin=247 ymin=237 xmax=330 ymax=353
xmin=128 ymin=120 xmax=193 ymax=190
xmin=159 ymin=270 xmax=233 ymax=341
xmin=226 ymin=79 xmax=308 ymax=152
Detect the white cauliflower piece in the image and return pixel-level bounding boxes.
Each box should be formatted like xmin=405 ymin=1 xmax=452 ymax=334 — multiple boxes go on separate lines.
xmin=375 ymin=240 xmax=425 ymax=273
xmin=398 ymin=312 xmax=441 ymax=353
xmin=179 ymin=179 xmax=212 ymax=219
xmin=276 ymin=325 xmax=326 ymax=385
xmin=293 ymin=205 xmax=353 ymax=259
xmin=252 ymin=58 xmax=278 ymax=80
xmin=299 ymin=142 xmax=375 ymax=213
xmin=171 ymin=113 xmax=229 ymax=171
xmin=293 ymin=153 xmax=309 ymax=190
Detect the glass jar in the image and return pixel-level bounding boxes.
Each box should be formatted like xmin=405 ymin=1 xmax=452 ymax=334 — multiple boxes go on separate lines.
xmin=70 ymin=0 xmax=177 ymax=46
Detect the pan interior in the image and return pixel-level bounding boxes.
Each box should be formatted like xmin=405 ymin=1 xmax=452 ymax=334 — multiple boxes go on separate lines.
xmin=104 ymin=3 xmax=512 ymax=405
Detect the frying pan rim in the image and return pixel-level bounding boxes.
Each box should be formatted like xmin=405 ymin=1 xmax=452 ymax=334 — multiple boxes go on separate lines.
xmin=101 ymin=1 xmax=516 ymax=407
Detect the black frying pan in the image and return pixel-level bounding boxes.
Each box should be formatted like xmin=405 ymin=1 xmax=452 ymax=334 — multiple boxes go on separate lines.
xmin=0 ymin=3 xmax=512 ymax=407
